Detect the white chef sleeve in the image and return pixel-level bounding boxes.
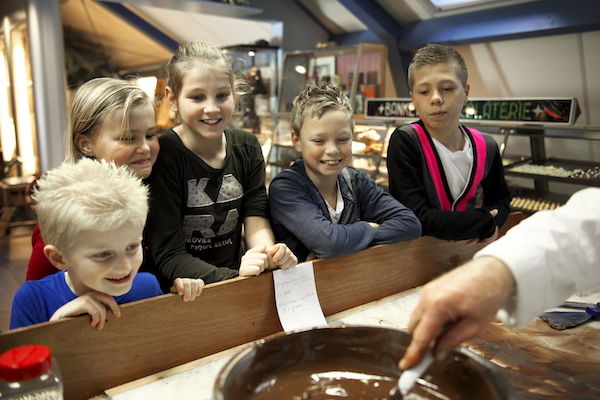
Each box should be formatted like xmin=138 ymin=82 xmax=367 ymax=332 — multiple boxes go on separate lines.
xmin=475 ymin=188 xmax=600 ymax=327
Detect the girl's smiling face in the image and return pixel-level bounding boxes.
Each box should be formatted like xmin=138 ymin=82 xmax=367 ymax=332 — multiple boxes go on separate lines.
xmin=77 ymin=102 xmax=158 ymax=179
xmin=171 ymin=62 xmax=235 ymax=141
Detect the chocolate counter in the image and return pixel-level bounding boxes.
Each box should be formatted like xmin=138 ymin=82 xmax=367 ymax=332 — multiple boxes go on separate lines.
xmin=214 ymin=326 xmax=509 ymax=400
xmin=4 ymin=213 xmax=598 ymax=400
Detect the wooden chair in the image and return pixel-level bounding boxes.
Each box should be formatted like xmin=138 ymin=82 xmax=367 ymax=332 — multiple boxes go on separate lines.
xmin=0 ymin=175 xmax=37 ymax=238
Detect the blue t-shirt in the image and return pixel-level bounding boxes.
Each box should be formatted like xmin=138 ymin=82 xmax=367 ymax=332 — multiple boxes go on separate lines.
xmin=10 ymin=271 xmax=163 ymax=329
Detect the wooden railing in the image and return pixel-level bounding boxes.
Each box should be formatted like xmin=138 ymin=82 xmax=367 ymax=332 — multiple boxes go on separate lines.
xmin=0 ymin=213 xmax=526 ymax=399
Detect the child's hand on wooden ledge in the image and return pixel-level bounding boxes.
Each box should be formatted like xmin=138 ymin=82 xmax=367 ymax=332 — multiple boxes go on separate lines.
xmin=267 ymin=243 xmax=297 ymax=270
xmin=170 ymin=278 xmax=204 ymax=302
xmin=239 ymin=246 xmax=270 ymax=276
xmin=50 ymin=291 xmax=121 ymax=330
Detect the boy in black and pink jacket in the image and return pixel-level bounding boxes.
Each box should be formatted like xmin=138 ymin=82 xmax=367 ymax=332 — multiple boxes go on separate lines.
xmin=387 ymin=43 xmax=511 ymax=242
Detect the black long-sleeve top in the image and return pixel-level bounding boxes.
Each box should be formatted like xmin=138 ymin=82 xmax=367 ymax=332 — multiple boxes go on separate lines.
xmin=386 ymin=121 xmax=511 ymax=240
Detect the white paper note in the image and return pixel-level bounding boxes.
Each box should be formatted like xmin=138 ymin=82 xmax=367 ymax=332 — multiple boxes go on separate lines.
xmin=273 ymin=261 xmax=327 ymax=333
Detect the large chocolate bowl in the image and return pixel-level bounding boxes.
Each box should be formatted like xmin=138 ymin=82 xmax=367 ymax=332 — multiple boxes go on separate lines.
xmin=213 ymin=326 xmax=513 ymax=400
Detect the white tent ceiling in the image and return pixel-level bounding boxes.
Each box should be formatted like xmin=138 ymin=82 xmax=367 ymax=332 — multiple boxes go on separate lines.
xmin=61 ymin=0 xmax=278 ymax=71
xmin=130 ymin=4 xmax=276 ymax=49
xmin=60 ymin=0 xmax=548 ymax=72
xmin=61 ymin=0 xmax=173 ymax=70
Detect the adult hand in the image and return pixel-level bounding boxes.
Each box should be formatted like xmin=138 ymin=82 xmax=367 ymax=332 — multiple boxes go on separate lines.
xmin=399 ymin=256 xmax=515 ymax=370
xmin=266 ymin=243 xmax=297 ymax=270
xmin=170 ymin=278 xmax=204 ymax=302
xmin=50 ymin=291 xmax=120 ymax=330
xmin=239 ymin=246 xmax=269 ymax=276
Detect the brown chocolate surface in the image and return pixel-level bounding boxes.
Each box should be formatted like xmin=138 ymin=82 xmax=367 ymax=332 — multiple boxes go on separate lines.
xmin=215 ymin=326 xmax=508 ymax=400
xmin=466 ymin=320 xmax=600 ymax=400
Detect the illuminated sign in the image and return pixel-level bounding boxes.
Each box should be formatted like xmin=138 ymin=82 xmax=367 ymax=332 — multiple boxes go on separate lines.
xmin=461 ymin=98 xmax=579 ymax=125
xmin=365 ymin=98 xmax=416 ymax=119
xmin=365 ymin=98 xmax=580 ymax=126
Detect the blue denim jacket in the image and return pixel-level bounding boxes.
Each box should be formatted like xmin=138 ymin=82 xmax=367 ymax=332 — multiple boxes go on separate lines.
xmin=269 ymin=161 xmax=421 ymax=262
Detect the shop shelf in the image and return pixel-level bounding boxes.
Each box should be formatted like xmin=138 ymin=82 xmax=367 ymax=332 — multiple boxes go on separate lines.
xmin=505 ymin=158 xmax=600 ymax=187
xmin=502 ymin=155 xmax=530 ymax=167
xmin=509 ymin=187 xmax=569 ymax=214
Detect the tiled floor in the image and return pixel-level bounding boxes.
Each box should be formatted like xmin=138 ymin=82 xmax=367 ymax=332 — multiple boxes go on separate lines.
xmin=0 ymin=226 xmax=34 ymax=332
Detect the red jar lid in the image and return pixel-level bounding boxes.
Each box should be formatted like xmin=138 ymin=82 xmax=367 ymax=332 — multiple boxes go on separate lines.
xmin=0 ymin=345 xmax=53 ymax=382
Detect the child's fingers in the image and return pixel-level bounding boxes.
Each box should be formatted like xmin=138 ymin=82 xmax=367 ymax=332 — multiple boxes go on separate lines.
xmin=84 ymin=292 xmax=120 ymax=321
xmin=269 ymin=245 xmax=297 ymax=269
xmin=87 ymin=301 xmax=107 ymax=330
xmin=91 ymin=292 xmax=121 ymax=319
xmin=87 ymin=304 xmax=101 ymax=329
xmin=239 ymin=264 xmax=262 ymax=276
xmin=185 ymin=279 xmax=204 ymax=301
xmin=267 ymin=243 xmax=298 ymax=269
xmin=266 ymin=246 xmax=283 ymax=269
xmin=281 ymin=253 xmax=298 ymax=269
xmin=241 ymin=253 xmax=268 ymax=273
xmin=266 ymin=243 xmax=283 ymax=261
xmin=183 ymin=282 xmax=193 ymax=302
xmin=170 ymin=278 xmax=185 ymax=296
xmin=246 ymin=245 xmax=267 ymax=255
xmin=170 ymin=278 xmax=204 ymax=301
xmin=275 ymin=249 xmax=297 ymax=269
xmin=192 ymin=280 xmax=204 ymax=301
xmin=96 ymin=306 xmax=108 ymax=330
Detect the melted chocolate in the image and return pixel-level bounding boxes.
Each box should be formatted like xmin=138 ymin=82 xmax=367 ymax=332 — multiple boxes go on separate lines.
xmin=214 ymin=326 xmax=508 ymax=400
xmin=466 ymin=320 xmax=600 ymax=399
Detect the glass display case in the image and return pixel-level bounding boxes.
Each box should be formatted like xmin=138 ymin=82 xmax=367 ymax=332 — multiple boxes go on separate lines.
xmin=266 ymin=116 xmax=396 ymax=184
xmin=494 ymin=124 xmax=600 ymax=212
xmin=362 ymin=96 xmax=599 ymax=213
xmin=277 ymin=43 xmax=390 ymax=116
xmin=266 ymin=43 xmax=396 ymax=183
xmin=225 ymin=44 xmax=280 ymax=136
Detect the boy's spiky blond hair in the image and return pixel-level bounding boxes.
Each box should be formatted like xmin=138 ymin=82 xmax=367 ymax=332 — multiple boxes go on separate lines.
xmin=291 ymin=81 xmax=353 ymax=134
xmin=32 ymin=158 xmax=148 ymax=252
xmin=408 ymin=43 xmax=468 ymax=90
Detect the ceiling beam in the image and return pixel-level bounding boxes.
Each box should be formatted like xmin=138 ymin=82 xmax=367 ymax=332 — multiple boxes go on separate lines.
xmin=338 ymin=0 xmax=403 ymax=41
xmin=98 ymin=1 xmax=180 ymax=51
xmin=337 ymin=0 xmax=407 ymax=96
xmin=291 ymin=0 xmax=336 ymax=37
xmin=398 ymin=0 xmax=600 ymax=49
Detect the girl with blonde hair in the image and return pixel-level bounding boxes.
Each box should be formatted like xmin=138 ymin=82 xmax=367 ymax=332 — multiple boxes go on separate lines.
xmin=146 ymin=41 xmax=297 ymax=286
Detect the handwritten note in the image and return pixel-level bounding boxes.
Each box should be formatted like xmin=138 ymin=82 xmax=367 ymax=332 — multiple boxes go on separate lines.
xmin=273 ymin=261 xmax=327 ymax=333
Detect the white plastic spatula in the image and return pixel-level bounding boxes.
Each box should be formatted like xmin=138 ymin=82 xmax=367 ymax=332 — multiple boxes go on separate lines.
xmin=397 ymin=347 xmax=434 ymax=396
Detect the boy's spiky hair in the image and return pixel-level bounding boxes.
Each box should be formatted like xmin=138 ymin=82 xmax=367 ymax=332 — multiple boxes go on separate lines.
xmin=408 ymin=43 xmax=468 ymax=89
xmin=291 ymin=81 xmax=353 ymax=134
xmin=32 ymin=158 xmax=148 ymax=252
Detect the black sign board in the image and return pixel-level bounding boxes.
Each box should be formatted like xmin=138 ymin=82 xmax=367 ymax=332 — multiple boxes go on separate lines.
xmin=461 ymin=98 xmax=580 ymax=125
xmin=365 ymin=98 xmax=580 ymax=126
xmin=365 ymin=98 xmax=417 ymax=120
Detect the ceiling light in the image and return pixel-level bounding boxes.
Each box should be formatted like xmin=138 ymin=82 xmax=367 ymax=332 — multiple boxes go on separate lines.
xmin=429 ymin=0 xmax=498 ymax=10
xmin=295 ymin=65 xmax=307 ymax=74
